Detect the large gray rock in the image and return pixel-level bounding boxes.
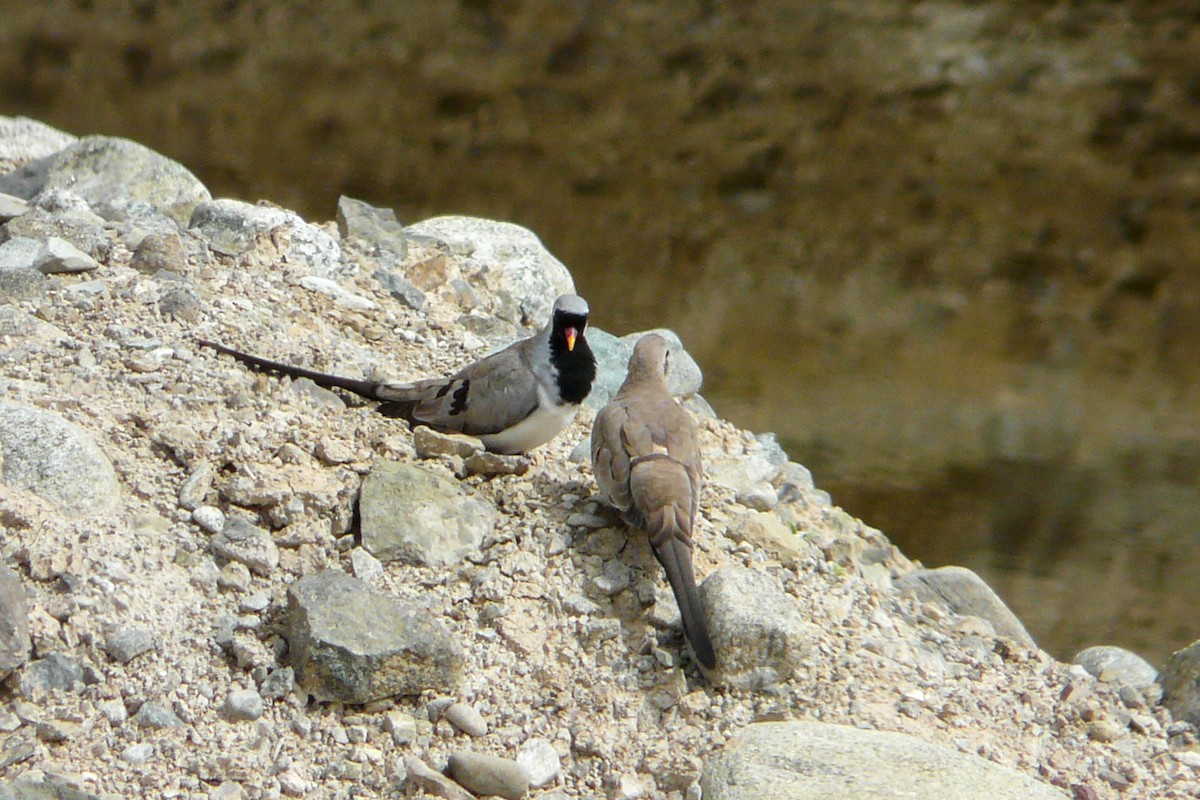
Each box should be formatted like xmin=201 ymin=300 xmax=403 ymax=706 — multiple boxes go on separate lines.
xmin=1073 ymin=645 xmax=1158 ymax=692
xmin=0 ymin=135 xmax=210 ymax=226
xmin=0 ymin=116 xmax=77 ymax=173
xmin=359 ymin=460 xmax=498 ymax=566
xmin=1160 ymin=639 xmax=1200 ymax=727
xmin=701 ymin=721 xmax=1068 ymax=800
xmin=286 ymin=569 xmax=465 ymax=703
xmin=188 ymin=198 xmax=343 ymax=276
xmin=0 ymin=403 xmax=120 ymax=517
xmin=402 ymin=215 xmax=575 ymax=324
xmin=894 ymin=565 xmax=1036 ymax=648
xmin=0 ymin=564 xmax=29 ymax=679
xmin=701 ymin=566 xmax=814 ymax=688
xmin=585 ymin=326 xmax=703 ymax=410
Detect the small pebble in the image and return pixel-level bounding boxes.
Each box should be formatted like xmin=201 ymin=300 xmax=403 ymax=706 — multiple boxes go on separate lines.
xmin=192 ymin=505 xmax=226 ymax=534
xmin=445 ymin=702 xmax=488 ymax=737
xmin=133 ymin=702 xmax=183 ymax=729
xmin=120 ymin=742 xmax=155 ymax=764
xmin=224 ymin=689 xmax=264 ymax=721
xmin=217 ymin=562 xmax=252 ymax=592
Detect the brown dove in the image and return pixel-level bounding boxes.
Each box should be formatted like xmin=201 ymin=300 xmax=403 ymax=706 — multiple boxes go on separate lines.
xmin=200 ymin=294 xmax=596 ymax=454
xmin=590 ymin=332 xmax=716 ymax=669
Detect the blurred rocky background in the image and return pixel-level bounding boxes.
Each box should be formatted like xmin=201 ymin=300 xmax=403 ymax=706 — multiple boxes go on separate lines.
xmin=2 ymin=1 xmax=1198 ymax=664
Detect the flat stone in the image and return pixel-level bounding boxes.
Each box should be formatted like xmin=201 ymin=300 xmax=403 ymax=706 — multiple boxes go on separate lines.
xmin=701 ymin=721 xmax=1069 ymax=800
xmin=894 ymin=566 xmax=1036 ymax=648
xmin=31 ymin=237 xmax=98 ymax=275
xmin=463 ymin=451 xmax=529 ymax=477
xmin=412 ymin=426 xmax=484 ymax=459
xmin=359 ymin=460 xmax=498 ymax=567
xmin=211 ymin=515 xmax=279 ymax=576
xmin=701 ymin=566 xmax=814 ymax=688
xmin=0 ymin=402 xmax=120 ymax=517
xmin=286 ymin=569 xmax=465 ymax=703
xmin=447 ymin=751 xmax=530 ymax=800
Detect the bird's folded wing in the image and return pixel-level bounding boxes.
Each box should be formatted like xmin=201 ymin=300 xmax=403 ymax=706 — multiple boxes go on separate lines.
xmin=375 ymin=346 xmax=540 ymax=436
xmin=591 ymin=403 xmax=635 ymax=514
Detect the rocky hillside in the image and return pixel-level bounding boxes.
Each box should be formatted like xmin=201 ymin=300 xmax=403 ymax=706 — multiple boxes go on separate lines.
xmin=0 ymin=117 xmax=1198 ymax=799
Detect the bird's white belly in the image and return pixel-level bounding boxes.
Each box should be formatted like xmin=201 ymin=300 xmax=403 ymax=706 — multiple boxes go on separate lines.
xmin=482 ymin=392 xmax=579 ymax=455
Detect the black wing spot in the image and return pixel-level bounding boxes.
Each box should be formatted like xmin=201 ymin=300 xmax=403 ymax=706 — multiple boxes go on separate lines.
xmin=435 ymin=382 xmax=454 ymax=399
xmin=449 ymin=379 xmax=470 ymax=416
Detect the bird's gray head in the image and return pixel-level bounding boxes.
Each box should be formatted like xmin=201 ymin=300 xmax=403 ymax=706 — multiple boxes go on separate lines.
xmin=627 ymin=332 xmax=672 ymax=381
xmin=549 ymin=294 xmax=591 ymax=355
xmin=552 ymin=294 xmax=589 ymax=318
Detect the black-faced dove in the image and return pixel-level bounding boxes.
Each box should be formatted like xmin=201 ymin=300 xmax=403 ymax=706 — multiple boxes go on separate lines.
xmin=200 ymin=294 xmax=596 ymax=455
xmin=590 ymin=332 xmax=716 ymax=669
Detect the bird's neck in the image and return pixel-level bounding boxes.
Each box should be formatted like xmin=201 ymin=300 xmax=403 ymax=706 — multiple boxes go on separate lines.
xmin=549 ymin=336 xmax=596 ymax=405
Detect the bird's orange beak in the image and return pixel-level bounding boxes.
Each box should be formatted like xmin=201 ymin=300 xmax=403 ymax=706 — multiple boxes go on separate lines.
xmin=566 ymin=327 xmax=577 ymax=352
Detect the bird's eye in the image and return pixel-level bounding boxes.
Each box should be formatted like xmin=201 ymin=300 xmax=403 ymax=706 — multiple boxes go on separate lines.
xmin=663 ymin=350 xmax=671 ymax=372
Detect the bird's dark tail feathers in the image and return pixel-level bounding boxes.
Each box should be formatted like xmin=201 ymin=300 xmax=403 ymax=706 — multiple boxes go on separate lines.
xmin=197 ymin=339 xmax=389 ymax=402
xmin=650 ymin=519 xmax=716 ymax=670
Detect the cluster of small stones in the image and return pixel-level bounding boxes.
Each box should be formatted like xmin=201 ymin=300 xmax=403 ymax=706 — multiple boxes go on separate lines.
xmin=0 ymin=115 xmax=1198 ymax=799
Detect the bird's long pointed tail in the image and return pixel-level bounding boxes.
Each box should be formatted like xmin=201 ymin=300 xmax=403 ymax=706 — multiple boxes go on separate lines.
xmin=197 ymin=339 xmax=390 ymax=401
xmin=651 ymin=526 xmax=716 ymax=669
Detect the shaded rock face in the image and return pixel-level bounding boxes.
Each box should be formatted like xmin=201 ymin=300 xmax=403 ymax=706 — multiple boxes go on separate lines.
xmin=3 ymin=2 xmax=1199 ymax=662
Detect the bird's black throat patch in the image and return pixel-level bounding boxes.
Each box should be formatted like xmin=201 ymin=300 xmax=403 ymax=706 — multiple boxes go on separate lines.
xmin=549 ymin=311 xmax=597 ymax=405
